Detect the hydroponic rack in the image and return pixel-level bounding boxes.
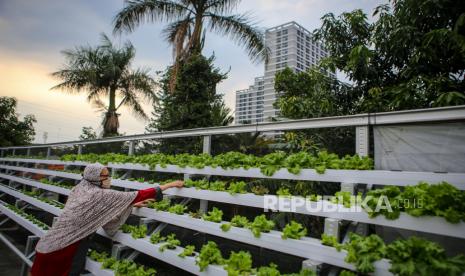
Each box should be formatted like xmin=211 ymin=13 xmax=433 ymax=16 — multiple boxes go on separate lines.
xmin=0 ymin=105 xmax=464 ymax=275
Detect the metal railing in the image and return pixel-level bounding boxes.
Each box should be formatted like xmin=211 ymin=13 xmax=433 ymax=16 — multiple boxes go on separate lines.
xmin=1 ymin=105 xmax=465 ymax=158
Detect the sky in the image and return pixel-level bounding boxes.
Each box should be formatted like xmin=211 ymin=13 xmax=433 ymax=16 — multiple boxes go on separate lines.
xmin=0 ymin=0 xmax=385 ymax=143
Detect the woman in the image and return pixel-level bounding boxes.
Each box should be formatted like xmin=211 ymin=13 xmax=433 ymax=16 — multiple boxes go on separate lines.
xmin=30 ymin=162 xmax=184 ymax=276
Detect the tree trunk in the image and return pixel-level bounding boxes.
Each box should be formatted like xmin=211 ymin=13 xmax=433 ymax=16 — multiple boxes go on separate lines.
xmin=103 ymin=111 xmax=119 ymax=137
xmin=190 ymin=14 xmax=203 ymax=55
xmin=169 ymin=13 xmax=204 ymax=94
xmin=103 ymin=87 xmax=119 ymax=136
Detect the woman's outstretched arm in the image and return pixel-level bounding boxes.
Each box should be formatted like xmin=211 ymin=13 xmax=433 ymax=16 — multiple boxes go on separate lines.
xmin=132 ymin=180 xmax=184 ymax=206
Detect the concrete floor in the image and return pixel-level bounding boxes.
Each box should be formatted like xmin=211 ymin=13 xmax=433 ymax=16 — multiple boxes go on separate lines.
xmin=0 ymin=241 xmax=24 ymax=276
xmin=0 ymin=225 xmax=28 ymax=276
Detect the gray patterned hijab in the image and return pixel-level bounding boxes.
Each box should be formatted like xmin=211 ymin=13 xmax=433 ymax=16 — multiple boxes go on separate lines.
xmin=35 ymin=163 xmax=138 ymax=253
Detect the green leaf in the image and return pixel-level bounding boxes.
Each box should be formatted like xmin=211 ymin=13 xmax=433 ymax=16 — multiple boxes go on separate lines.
xmin=224 ymin=251 xmax=253 ymax=275
xmin=178 ymin=245 xmax=196 ymax=258
xmin=248 ymin=215 xmax=275 ymax=238
xmin=282 ymin=221 xmax=307 ymax=240
xmin=196 ymin=241 xmax=224 ymax=271
xmin=221 ymin=223 xmax=232 ymax=232
xmin=168 ymin=204 xmax=187 ymax=215
xmin=202 ymin=207 xmax=223 ymax=223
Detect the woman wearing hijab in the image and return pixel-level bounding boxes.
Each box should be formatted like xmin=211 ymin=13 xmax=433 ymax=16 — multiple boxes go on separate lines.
xmin=29 ymin=162 xmax=184 ymax=276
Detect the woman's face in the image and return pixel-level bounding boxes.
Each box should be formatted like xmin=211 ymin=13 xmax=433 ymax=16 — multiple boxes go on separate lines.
xmin=100 ymin=167 xmax=109 ymax=179
xmin=100 ymin=167 xmax=111 ymax=188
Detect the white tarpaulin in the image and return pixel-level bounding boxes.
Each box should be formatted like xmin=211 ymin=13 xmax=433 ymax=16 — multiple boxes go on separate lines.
xmin=373 ymin=122 xmax=465 ymax=254
xmin=374 ymin=122 xmax=465 ymax=173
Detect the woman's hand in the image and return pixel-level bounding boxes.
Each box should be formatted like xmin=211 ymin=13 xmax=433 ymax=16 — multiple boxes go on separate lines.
xmin=160 ymin=180 xmax=184 ymax=191
xmin=133 ymin=198 xmax=155 ymax=208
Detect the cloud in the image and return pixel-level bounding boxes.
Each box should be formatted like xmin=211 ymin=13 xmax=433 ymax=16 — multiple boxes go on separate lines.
xmin=0 ymin=53 xmax=149 ymax=143
xmin=0 ymin=0 xmax=388 ymax=143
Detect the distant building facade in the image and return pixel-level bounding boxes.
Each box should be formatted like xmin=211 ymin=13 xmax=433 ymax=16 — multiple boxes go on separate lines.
xmin=235 ymin=21 xmax=334 ymax=124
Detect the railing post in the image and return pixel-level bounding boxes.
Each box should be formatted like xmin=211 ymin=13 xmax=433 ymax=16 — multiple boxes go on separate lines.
xmin=340 ymin=182 xmax=355 ymax=194
xmin=198 ymin=135 xmax=212 ymax=214
xmin=302 ymin=259 xmax=322 ymax=274
xmin=12 ymin=149 xmax=16 ymax=156
xmin=20 ymin=235 xmax=39 ymax=276
xmin=26 ymin=148 xmax=31 ymax=156
xmin=203 ymin=135 xmax=211 ymax=154
xmin=0 ymin=149 xmax=4 ymax=157
xmin=111 ymin=243 xmax=129 ymax=259
xmin=128 ymin=141 xmax=135 ymax=156
xmin=46 ymin=147 xmax=51 ymax=158
xmin=355 ymin=125 xmax=369 ymax=157
xmin=324 ymin=218 xmax=340 ymax=240
xmin=326 ymin=115 xmax=365 ymax=256
xmin=324 ymin=124 xmax=371 ymax=276
xmin=77 ymin=145 xmax=82 ymax=155
xmin=329 ymin=124 xmax=367 ymax=240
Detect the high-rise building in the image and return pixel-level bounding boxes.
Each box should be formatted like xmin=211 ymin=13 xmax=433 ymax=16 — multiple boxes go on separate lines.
xmin=235 ymin=76 xmax=265 ymax=124
xmin=235 ymin=21 xmax=334 ymax=124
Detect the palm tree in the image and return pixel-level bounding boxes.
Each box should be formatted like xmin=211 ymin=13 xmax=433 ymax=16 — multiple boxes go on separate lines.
xmin=51 ymin=33 xmax=157 ymax=137
xmin=211 ymin=100 xmax=234 ymax=126
xmin=113 ymin=0 xmax=269 ymax=92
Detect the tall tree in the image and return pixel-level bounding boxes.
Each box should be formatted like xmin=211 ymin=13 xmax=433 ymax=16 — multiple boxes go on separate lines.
xmin=79 ymin=126 xmax=98 ymax=140
xmin=0 ymin=97 xmax=36 ymax=147
xmin=51 ymin=33 xmax=157 ymax=137
xmin=274 ymin=68 xmax=357 ymax=155
xmin=113 ymin=0 xmax=269 ymax=92
xmin=274 ymin=0 xmax=465 ymax=154
xmin=145 ymin=54 xmax=231 ymax=153
xmin=313 ymin=0 xmax=465 ymax=111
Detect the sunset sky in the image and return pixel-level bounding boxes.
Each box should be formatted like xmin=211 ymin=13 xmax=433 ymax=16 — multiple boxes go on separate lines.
xmin=0 ymin=0 xmax=384 ymax=143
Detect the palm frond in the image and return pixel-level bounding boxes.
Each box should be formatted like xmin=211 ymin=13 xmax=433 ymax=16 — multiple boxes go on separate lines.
xmin=161 ymin=15 xmax=193 ymax=58
xmin=86 ymin=87 xmax=108 ymax=106
xmin=90 ymin=97 xmax=108 ymax=112
xmin=113 ymin=0 xmax=191 ymax=34
xmin=211 ymin=100 xmax=234 ymax=126
xmin=52 ymin=33 xmax=156 ymax=134
xmin=206 ymin=12 xmax=269 ymax=63
xmin=50 ymin=69 xmax=96 ymax=93
xmin=99 ymin=33 xmax=114 ymax=49
xmin=205 ymin=0 xmax=241 ymax=14
xmin=119 ymin=68 xmax=158 ymax=103
xmin=118 ymin=90 xmax=149 ymax=120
